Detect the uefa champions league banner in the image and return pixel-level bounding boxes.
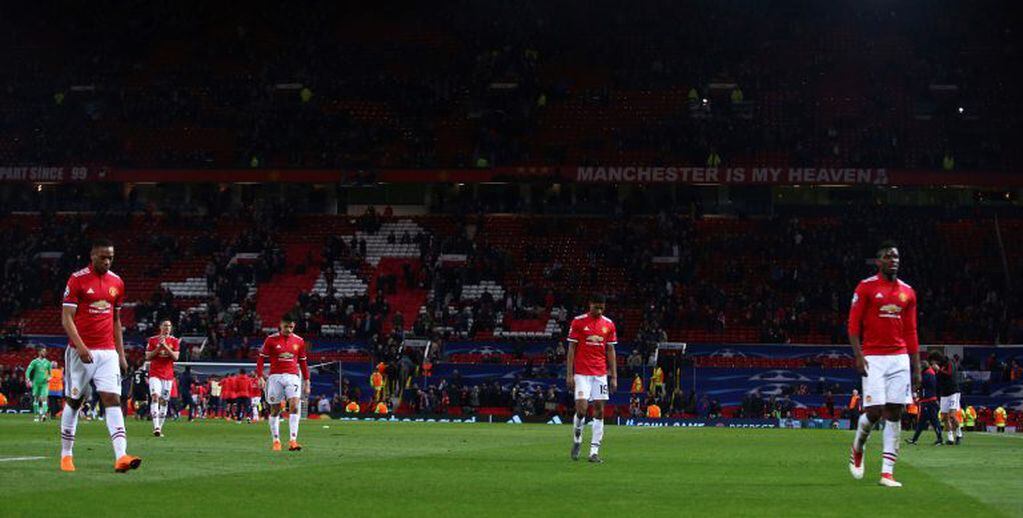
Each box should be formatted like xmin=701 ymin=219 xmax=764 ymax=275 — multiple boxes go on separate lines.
xmin=23 ymin=334 xmax=146 ymax=349
xmin=962 ymin=346 xmax=1023 ymax=364
xmin=444 ymin=341 xmax=554 ymax=356
xmin=685 ymin=344 xmax=856 ymax=360
xmin=688 ymin=367 xmax=859 ymax=407
xmin=24 ymin=336 xmax=1022 ymax=411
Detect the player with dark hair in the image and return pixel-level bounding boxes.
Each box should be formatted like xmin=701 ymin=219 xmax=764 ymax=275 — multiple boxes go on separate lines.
xmin=235 ymin=368 xmax=251 ymax=422
xmin=25 ymin=346 xmax=52 ymax=422
xmin=257 ymin=314 xmax=310 ymax=451
xmin=566 ymin=294 xmax=618 ymax=463
xmin=146 ymin=319 xmax=180 ymax=437
xmin=932 ymin=351 xmax=962 ymax=445
xmin=59 ymin=238 xmax=142 ymax=472
xmin=847 ymin=241 xmax=920 ymax=487
xmin=906 ymin=359 xmax=943 ymax=446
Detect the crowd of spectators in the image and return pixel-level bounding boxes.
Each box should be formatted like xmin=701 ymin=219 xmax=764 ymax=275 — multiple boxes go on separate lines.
xmin=0 ymin=364 xmax=28 ymax=407
xmin=577 ymin=204 xmax=1021 ymax=346
xmin=1 ymin=1 xmax=1019 ymax=170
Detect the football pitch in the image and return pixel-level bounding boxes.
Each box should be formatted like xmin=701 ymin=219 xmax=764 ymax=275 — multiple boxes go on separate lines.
xmin=0 ymin=416 xmax=1019 ymax=517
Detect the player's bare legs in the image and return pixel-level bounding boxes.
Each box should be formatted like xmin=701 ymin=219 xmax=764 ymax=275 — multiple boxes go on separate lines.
xmin=571 ymin=397 xmax=588 ymax=460
xmin=942 ymin=410 xmax=960 ymax=445
xmin=589 ymin=400 xmax=606 ymax=463
xmin=287 ymin=396 xmax=302 ymax=450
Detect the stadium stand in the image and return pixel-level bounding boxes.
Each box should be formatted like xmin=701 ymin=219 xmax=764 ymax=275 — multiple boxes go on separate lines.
xmin=0 ymin=1 xmax=1020 ymax=170
xmin=1 ymin=1 xmax=1021 ymax=428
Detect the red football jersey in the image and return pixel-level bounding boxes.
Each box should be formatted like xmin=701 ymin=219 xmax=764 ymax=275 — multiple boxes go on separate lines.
xmin=146 ymin=335 xmax=179 ymax=380
xmin=222 ymin=375 xmax=237 ymax=399
xmin=257 ymin=333 xmax=309 ymax=378
xmin=248 ymin=376 xmax=261 ymax=398
xmin=62 ymin=264 xmax=125 ymax=350
xmin=847 ymin=275 xmax=919 ymax=356
xmin=567 ymin=313 xmax=618 ymax=376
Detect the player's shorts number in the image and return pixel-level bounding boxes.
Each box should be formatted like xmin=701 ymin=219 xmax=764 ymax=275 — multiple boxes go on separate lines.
xmin=573 ymin=374 xmax=610 ymax=402
xmin=266 ymin=374 xmax=302 ymax=404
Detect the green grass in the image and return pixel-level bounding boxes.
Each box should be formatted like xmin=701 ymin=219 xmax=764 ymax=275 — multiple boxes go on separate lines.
xmin=0 ymin=415 xmax=1020 ymax=517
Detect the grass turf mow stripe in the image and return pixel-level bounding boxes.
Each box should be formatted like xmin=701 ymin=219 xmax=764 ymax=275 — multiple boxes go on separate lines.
xmin=0 ymin=416 xmax=1019 ymax=517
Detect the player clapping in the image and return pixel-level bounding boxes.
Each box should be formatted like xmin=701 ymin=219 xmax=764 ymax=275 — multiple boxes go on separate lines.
xmin=145 ymin=320 xmax=180 ymax=437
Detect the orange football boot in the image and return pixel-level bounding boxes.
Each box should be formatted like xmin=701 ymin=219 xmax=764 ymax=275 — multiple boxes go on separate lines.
xmin=114 ymin=455 xmax=142 ymax=473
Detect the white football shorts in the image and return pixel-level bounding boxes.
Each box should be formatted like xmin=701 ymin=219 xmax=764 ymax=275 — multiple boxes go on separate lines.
xmin=573 ymin=374 xmax=609 ymax=402
xmin=65 ymin=347 xmax=120 ymax=398
xmin=266 ymin=373 xmax=301 ymax=404
xmin=148 ymin=377 xmax=173 ymax=400
xmin=861 ymin=354 xmax=912 ymax=407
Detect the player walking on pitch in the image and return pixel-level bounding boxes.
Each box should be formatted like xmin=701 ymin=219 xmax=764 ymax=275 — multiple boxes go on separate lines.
xmin=59 ymin=238 xmax=142 ymax=472
xmin=146 ymin=320 xmax=180 ymax=437
xmin=566 ymin=294 xmax=618 ymax=463
xmin=26 ymin=346 xmax=52 ymax=421
xmin=847 ymin=242 xmax=920 ymax=487
xmin=257 ymin=315 xmax=310 ymax=451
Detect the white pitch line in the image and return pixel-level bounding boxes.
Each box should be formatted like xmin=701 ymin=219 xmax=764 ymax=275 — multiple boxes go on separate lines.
xmin=0 ymin=456 xmax=47 ymax=462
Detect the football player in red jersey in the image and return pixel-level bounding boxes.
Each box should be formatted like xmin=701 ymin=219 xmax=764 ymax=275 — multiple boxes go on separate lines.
xmin=59 ymin=238 xmax=141 ymax=473
xmin=847 ymin=241 xmax=921 ymax=487
xmin=566 ymin=294 xmax=618 ymax=463
xmin=257 ymin=315 xmax=310 ymax=451
xmin=248 ymin=371 xmax=263 ymax=422
xmin=146 ymin=320 xmax=180 ymax=437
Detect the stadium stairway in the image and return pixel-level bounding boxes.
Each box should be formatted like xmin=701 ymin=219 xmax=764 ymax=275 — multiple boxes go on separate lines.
xmin=255 ymin=243 xmax=321 ymax=329
xmin=373 ymin=257 xmax=427 ymax=334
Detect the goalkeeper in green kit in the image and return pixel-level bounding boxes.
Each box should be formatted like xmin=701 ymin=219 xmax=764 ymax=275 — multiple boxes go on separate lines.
xmin=25 ymin=347 xmax=52 ymax=422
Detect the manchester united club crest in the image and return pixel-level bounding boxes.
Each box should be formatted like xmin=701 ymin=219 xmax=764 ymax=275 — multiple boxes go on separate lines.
xmin=601 ymin=326 xmax=608 ymax=334
xmin=108 ymin=286 xmax=119 ymax=298
xmin=293 ymin=344 xmax=299 ymax=351
xmin=898 ymin=292 xmax=908 ymax=302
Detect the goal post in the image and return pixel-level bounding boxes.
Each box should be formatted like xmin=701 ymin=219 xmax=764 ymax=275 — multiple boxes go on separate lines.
xmin=653 ymin=342 xmax=692 ymax=404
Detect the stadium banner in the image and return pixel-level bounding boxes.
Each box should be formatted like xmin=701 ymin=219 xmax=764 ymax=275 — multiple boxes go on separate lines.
xmin=779 ymin=418 xmax=850 ymax=429
xmin=0 ymin=166 xmax=108 ymax=182
xmin=570 ymin=166 xmax=1023 ymax=186
xmin=617 ymin=417 xmax=779 ymax=428
xmin=5 ymin=165 xmax=1023 ymax=187
xmin=334 ymin=414 xmax=566 ymax=424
